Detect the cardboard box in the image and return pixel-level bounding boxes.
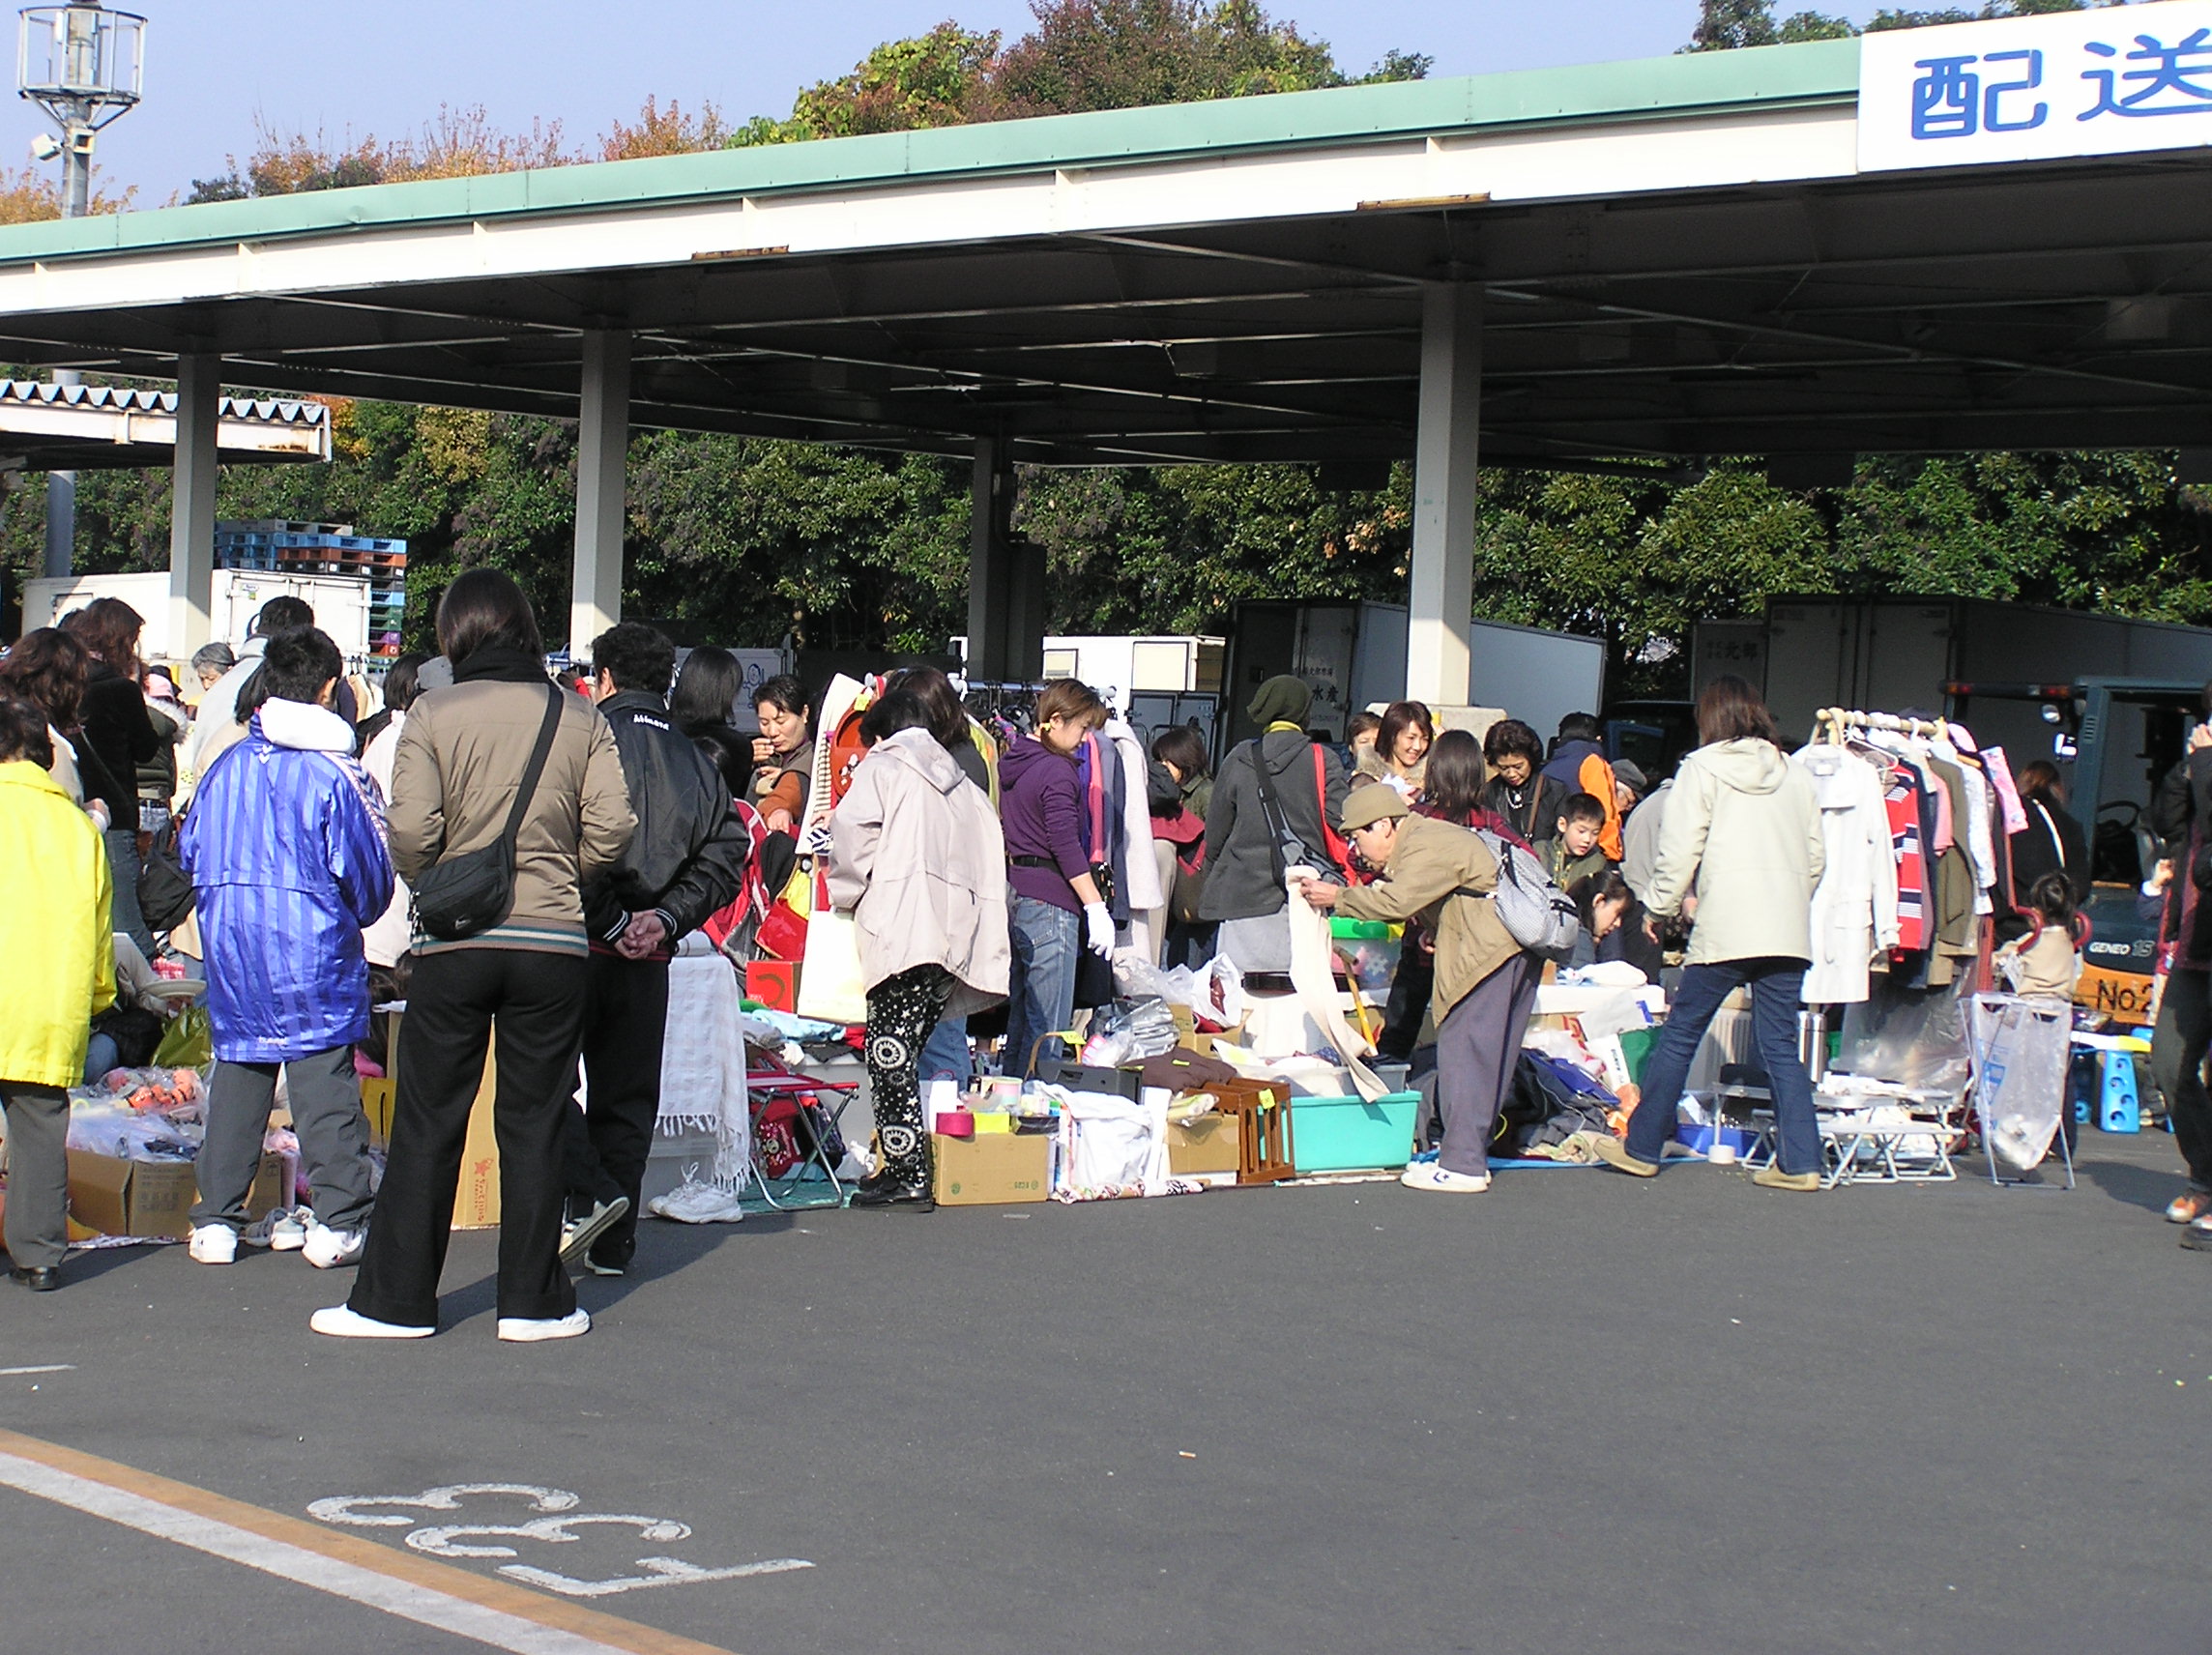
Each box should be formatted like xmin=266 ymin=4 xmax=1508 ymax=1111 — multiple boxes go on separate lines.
xmin=745 ymin=959 xmax=799 ymax=1013
xmin=388 ymin=1008 xmax=503 ymax=1230
xmin=1166 ymin=1112 xmax=1240 ymax=1181
xmin=66 ymin=1148 xmax=285 ymax=1240
xmin=359 ymin=1077 xmax=395 ymax=1149
xmin=932 ymin=1131 xmax=1053 ymax=1205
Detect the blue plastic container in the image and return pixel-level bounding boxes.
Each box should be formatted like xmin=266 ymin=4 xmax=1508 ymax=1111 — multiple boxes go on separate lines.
xmin=2098 ymin=1051 xmax=2140 ymax=1134
xmin=1289 ymin=1090 xmax=1420 ymax=1174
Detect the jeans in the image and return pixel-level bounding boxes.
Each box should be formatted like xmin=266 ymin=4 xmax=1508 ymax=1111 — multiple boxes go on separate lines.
xmin=104 ymin=825 xmax=152 ymax=956
xmin=1006 ymin=896 xmax=1080 ymax=1076
xmin=1627 ymin=957 xmax=1821 ymax=1177
xmin=919 ymin=1017 xmax=973 ymax=1089
xmin=2152 ymin=969 xmax=2212 ymax=1191
xmin=83 ymin=1031 xmax=120 ymax=1086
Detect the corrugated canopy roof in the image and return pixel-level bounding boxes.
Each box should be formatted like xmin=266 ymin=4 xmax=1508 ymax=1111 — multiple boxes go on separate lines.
xmin=0 ymin=32 xmax=2206 ymax=467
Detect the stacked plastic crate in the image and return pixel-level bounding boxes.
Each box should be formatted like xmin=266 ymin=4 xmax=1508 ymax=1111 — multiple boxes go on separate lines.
xmin=213 ymin=520 xmax=409 ymax=656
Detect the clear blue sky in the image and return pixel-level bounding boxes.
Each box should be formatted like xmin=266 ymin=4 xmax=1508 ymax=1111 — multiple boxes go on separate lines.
xmin=10 ymin=1 xmax=1899 ymax=203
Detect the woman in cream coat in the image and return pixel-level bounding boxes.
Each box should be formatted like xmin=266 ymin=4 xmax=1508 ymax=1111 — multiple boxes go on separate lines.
xmin=1594 ymin=677 xmax=1828 ymax=1192
xmin=830 ymin=691 xmax=1010 ymax=1210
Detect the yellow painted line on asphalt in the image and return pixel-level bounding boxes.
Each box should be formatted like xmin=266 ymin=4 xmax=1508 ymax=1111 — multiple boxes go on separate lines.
xmin=0 ymin=1427 xmax=742 ymax=1655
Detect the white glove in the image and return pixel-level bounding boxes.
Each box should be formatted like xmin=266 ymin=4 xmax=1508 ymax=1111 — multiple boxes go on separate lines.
xmin=1084 ymin=902 xmax=1115 ymax=958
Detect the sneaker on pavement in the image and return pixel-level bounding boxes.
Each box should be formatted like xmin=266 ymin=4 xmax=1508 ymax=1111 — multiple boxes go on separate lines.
xmin=309 ymin=1304 xmax=434 ymax=1339
xmin=1400 ymin=1163 xmax=1492 ymax=1193
xmin=498 ymin=1309 xmax=591 ymax=1343
xmin=242 ymin=1205 xmax=312 ymax=1251
xmin=302 ymin=1224 xmax=366 ymax=1269
xmin=2165 ymin=1189 xmax=2212 ymax=1225
xmin=1753 ymin=1165 xmax=1822 ymax=1192
xmin=2182 ymin=1215 xmax=2212 ymax=1253
xmin=558 ymin=1198 xmax=628 ymax=1266
xmin=647 ymin=1176 xmax=748 ymax=1225
xmin=188 ymin=1223 xmax=238 ymax=1265
xmin=1591 ymin=1135 xmax=1661 ymax=1178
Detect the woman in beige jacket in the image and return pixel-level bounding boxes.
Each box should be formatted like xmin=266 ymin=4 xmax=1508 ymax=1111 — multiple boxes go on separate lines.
xmin=317 ymin=570 xmax=634 ymax=1343
xmin=829 ymin=692 xmax=1010 ymax=1210
xmin=1594 ymin=676 xmax=1828 ymax=1191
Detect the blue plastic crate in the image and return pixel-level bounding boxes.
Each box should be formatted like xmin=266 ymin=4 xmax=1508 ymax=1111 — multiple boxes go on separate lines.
xmin=1289 ymin=1090 xmax=1420 ymax=1174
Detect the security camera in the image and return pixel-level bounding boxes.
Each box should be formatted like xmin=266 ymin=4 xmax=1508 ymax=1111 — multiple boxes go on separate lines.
xmin=29 ymin=132 xmax=60 ymax=161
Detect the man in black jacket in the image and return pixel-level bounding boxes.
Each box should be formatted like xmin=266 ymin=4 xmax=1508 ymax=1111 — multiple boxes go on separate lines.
xmin=562 ymin=623 xmax=749 ymax=1275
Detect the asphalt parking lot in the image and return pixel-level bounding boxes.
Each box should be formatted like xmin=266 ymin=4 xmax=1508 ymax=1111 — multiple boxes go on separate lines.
xmin=2 ymin=1126 xmax=2207 ymax=1655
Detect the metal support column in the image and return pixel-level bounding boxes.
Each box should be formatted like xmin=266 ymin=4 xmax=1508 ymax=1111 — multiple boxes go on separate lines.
xmin=966 ymin=435 xmax=1014 ymax=678
xmin=1406 ymin=282 xmax=1483 ymax=708
xmin=165 ymin=353 xmax=219 ymax=655
xmin=569 ymin=328 xmax=630 ymax=655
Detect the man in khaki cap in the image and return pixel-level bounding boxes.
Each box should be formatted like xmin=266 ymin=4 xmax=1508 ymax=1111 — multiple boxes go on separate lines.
xmin=1300 ymin=784 xmax=1533 ymax=1193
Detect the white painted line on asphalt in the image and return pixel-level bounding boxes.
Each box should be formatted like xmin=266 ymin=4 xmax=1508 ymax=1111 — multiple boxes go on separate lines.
xmin=0 ymin=1365 xmax=74 ymax=1377
xmin=0 ymin=1448 xmax=698 ymax=1655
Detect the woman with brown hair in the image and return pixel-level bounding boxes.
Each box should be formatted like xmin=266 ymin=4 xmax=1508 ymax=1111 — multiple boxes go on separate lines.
xmin=0 ymin=626 xmax=94 ymax=810
xmin=1377 ymin=700 xmax=1434 ymax=798
xmin=1592 ymin=676 xmax=1828 ymax=1192
xmin=59 ymin=597 xmax=160 ymax=952
xmin=998 ymin=677 xmax=1112 ymax=1074
xmin=317 ymin=569 xmax=634 ymax=1343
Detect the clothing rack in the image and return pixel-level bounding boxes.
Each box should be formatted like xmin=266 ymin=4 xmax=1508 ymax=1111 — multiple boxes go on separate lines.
xmin=1815 ymin=708 xmax=1952 ymax=744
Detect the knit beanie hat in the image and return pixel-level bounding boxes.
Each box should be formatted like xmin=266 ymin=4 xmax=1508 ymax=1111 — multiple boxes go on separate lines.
xmin=1247 ymin=674 xmax=1314 ymax=730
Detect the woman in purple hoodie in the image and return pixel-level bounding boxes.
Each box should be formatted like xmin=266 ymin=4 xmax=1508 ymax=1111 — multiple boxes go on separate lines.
xmin=998 ymin=680 xmax=1112 ymax=1075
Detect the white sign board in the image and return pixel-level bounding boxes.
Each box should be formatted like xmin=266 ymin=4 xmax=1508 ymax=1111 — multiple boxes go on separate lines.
xmin=1860 ymin=2 xmax=2212 ymax=172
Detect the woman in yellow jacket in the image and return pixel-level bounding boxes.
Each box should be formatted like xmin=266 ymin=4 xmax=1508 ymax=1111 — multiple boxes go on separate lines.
xmin=0 ymin=695 xmax=114 ymax=1292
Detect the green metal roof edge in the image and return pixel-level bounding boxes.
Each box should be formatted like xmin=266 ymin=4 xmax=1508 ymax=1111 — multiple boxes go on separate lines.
xmin=0 ymin=36 xmax=1859 ymax=267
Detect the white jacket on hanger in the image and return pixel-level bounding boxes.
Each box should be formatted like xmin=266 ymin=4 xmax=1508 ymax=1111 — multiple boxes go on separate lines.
xmin=1794 ymin=744 xmax=1901 ymax=1004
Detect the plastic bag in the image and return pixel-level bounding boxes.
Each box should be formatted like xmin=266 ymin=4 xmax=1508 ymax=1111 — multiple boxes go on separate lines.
xmin=1082 ymin=997 xmax=1179 ymax=1065
xmin=1969 ymin=993 xmax=2070 ymax=1172
xmin=1049 ymin=1086 xmax=1170 ymax=1200
xmin=151 ymin=1003 xmax=212 ymax=1070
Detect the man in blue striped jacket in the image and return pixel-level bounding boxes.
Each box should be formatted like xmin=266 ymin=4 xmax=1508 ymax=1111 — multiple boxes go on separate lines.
xmin=179 ymin=626 xmax=394 ymax=1270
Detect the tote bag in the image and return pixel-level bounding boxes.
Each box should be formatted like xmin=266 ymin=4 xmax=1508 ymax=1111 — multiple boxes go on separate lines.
xmin=795 ymin=857 xmax=869 ymax=1025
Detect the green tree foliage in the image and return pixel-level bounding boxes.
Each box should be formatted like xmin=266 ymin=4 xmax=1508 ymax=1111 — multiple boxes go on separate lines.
xmin=10 ymin=0 xmax=2205 ymax=695
xmin=1685 ymin=0 xmax=2087 ymax=46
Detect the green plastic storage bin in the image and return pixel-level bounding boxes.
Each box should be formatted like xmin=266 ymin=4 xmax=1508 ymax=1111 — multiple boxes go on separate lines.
xmin=1290 ymin=1090 xmax=1421 ymax=1174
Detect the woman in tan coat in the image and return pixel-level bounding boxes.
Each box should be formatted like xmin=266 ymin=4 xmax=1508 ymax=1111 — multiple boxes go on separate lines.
xmin=316 ymin=570 xmax=634 ymax=1343
xmin=1300 ymin=784 xmax=1528 ymax=1195
xmin=829 ymin=691 xmax=1009 ymax=1210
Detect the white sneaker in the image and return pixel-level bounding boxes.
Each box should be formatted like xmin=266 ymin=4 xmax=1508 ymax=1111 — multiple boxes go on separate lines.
xmin=188 ymin=1223 xmax=238 ymax=1264
xmin=497 ymin=1309 xmax=591 ymax=1343
xmin=243 ymin=1205 xmax=312 ymax=1251
xmin=647 ymin=1175 xmax=748 ymax=1225
xmin=309 ymin=1304 xmax=434 ymax=1339
xmin=302 ymin=1224 xmax=366 ymax=1269
xmin=1400 ymin=1163 xmax=1492 ymax=1194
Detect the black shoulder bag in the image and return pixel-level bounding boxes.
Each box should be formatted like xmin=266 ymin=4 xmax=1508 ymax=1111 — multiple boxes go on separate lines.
xmin=1251 ymin=740 xmax=1334 ymax=885
xmin=412 ymin=685 xmax=565 ymax=942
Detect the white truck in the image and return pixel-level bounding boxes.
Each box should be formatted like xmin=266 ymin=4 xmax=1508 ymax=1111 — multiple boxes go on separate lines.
xmin=1224 ymin=599 xmax=1607 ymax=749
xmin=19 ymin=569 xmax=377 ymax=667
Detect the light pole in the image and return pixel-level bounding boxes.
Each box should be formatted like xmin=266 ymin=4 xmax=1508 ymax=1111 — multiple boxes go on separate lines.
xmin=16 ymin=2 xmax=143 ymax=578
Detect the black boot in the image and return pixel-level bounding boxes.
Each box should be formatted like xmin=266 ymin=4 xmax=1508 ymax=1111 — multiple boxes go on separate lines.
xmin=848 ymin=1167 xmax=934 ymax=1211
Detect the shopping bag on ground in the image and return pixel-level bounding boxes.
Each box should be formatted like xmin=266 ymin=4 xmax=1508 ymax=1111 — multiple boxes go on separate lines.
xmin=151 ymin=1002 xmax=212 ymax=1070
